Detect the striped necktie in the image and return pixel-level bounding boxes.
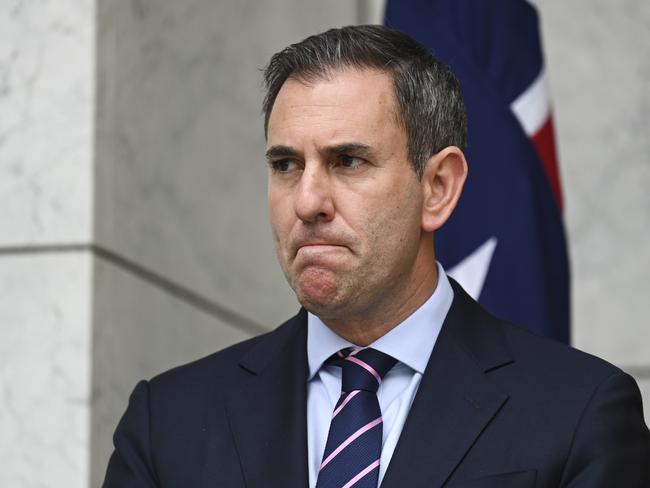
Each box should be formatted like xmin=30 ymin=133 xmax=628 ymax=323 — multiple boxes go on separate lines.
xmin=315 ymin=347 xmax=397 ymax=488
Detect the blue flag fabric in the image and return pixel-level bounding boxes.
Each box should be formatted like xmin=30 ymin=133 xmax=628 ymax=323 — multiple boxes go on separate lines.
xmin=385 ymin=0 xmax=570 ymax=342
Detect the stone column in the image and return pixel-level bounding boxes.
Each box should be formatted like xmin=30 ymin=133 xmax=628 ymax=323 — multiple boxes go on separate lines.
xmin=0 ymin=1 xmax=94 ymax=486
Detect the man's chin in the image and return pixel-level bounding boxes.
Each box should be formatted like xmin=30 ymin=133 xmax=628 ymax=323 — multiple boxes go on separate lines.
xmin=292 ymin=269 xmax=344 ymax=313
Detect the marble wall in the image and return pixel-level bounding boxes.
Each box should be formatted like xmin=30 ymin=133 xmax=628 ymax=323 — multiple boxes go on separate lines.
xmin=0 ymin=253 xmax=92 ymax=488
xmin=0 ymin=0 xmax=95 ymax=487
xmin=538 ymin=0 xmax=650 ymax=371
xmin=539 ymin=0 xmax=650 ymax=421
xmin=537 ymin=0 xmax=650 ymax=419
xmin=0 ymin=0 xmax=94 ymax=246
xmin=94 ymin=0 xmax=359 ymax=331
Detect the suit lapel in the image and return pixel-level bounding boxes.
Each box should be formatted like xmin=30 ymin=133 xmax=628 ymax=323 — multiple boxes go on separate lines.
xmin=381 ymin=281 xmax=513 ymax=488
xmin=225 ymin=310 xmax=309 ymax=488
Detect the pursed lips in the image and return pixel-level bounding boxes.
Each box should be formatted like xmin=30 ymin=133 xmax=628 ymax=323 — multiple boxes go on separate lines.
xmin=293 ymin=240 xmax=350 ymax=258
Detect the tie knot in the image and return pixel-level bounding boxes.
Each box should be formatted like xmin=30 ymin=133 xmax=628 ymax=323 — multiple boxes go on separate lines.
xmin=330 ymin=348 xmax=397 ymax=393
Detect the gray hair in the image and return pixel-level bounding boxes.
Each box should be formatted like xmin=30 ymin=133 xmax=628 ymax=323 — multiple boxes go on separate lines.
xmin=262 ymin=24 xmax=467 ymax=177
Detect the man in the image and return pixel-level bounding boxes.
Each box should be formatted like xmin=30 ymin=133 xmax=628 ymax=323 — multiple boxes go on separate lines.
xmin=103 ymin=25 xmax=650 ymax=487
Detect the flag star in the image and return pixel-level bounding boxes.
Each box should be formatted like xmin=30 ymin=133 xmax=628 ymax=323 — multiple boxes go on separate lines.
xmin=447 ymin=237 xmax=497 ymax=300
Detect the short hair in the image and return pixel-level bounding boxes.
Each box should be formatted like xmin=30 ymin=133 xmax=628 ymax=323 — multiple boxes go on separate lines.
xmin=262 ymin=24 xmax=467 ymax=177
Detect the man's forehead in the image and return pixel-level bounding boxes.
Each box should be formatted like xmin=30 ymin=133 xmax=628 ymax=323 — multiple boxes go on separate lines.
xmin=285 ymin=66 xmax=392 ymax=91
xmin=266 ymin=68 xmax=401 ymax=146
xmin=272 ymin=68 xmax=395 ymax=114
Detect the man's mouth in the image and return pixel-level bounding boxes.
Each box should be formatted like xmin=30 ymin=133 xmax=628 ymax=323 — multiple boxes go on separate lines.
xmin=294 ymin=240 xmax=351 ymax=261
xmin=297 ymin=242 xmax=345 ymax=252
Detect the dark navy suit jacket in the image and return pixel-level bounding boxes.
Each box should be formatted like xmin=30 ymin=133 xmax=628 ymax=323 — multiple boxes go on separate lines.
xmin=103 ymin=281 xmax=650 ymax=487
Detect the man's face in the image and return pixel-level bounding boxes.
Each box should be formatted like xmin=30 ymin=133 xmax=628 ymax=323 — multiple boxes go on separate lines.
xmin=266 ymin=68 xmax=430 ymax=323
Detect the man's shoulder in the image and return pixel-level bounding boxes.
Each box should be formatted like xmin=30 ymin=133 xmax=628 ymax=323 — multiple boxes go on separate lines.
xmin=448 ymin=281 xmax=625 ymax=392
xmin=498 ymin=318 xmax=622 ymax=383
xmin=481 ymin=312 xmax=639 ymax=416
xmin=449 ymin=289 xmax=646 ymax=448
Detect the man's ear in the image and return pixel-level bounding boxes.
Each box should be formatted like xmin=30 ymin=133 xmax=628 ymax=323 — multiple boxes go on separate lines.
xmin=421 ymin=146 xmax=468 ymax=232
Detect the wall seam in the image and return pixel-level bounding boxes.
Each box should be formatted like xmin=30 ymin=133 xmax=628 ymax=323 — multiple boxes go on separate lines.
xmin=0 ymin=243 xmax=267 ymax=336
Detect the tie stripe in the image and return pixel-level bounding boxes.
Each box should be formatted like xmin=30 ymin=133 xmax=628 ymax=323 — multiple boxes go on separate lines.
xmin=332 ymin=390 xmax=360 ymax=419
xmin=345 ymin=356 xmax=382 ymax=385
xmin=316 ymin=348 xmax=397 ymax=488
xmin=341 ymin=460 xmax=381 ymax=488
xmin=320 ymin=417 xmax=383 ymax=469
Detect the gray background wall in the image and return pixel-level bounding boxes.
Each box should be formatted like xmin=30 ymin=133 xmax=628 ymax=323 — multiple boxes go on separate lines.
xmin=1 ymin=1 xmax=648 ymax=487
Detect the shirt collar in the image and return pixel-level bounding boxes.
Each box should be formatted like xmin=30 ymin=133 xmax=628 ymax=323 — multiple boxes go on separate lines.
xmin=307 ymin=262 xmax=454 ymax=379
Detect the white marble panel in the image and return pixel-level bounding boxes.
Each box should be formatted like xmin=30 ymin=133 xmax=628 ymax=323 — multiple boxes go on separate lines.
xmin=0 ymin=252 xmax=92 ymax=488
xmin=91 ymin=254 xmax=253 ymax=487
xmin=0 ymin=0 xmax=94 ymax=245
xmin=95 ymin=0 xmax=358 ymax=329
xmin=538 ymin=0 xmax=650 ymax=367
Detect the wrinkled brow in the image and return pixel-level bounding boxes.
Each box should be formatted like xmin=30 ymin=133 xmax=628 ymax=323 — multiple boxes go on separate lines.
xmin=265 ymin=145 xmax=299 ymax=160
xmin=265 ymin=142 xmax=373 ymax=160
xmin=326 ymin=143 xmax=373 ymax=158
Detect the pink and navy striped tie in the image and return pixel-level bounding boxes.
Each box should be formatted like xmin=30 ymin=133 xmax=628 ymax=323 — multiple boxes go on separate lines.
xmin=315 ymin=348 xmax=397 ymax=488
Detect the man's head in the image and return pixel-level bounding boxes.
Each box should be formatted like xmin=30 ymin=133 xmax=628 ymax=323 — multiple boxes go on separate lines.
xmin=263 ymin=26 xmax=468 ymax=343
xmin=263 ymin=24 xmax=467 ymax=178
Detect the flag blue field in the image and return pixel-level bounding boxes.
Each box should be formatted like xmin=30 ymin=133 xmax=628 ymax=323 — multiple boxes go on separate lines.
xmin=385 ymin=0 xmax=570 ymax=342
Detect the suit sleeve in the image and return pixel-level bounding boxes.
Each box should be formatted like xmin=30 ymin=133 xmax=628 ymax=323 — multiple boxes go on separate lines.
xmin=560 ymin=371 xmax=650 ymax=487
xmin=102 ymin=380 xmax=159 ymax=488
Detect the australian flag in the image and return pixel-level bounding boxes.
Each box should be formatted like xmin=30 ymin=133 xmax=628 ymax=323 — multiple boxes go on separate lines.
xmin=386 ymin=0 xmax=571 ymax=342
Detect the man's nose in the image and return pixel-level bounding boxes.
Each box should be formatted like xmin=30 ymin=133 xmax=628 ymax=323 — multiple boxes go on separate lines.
xmin=294 ymin=164 xmax=335 ymax=223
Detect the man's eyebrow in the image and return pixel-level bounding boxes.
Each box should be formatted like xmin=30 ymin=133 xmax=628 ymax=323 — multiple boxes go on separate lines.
xmin=265 ymin=142 xmax=374 ymax=160
xmin=327 ymin=143 xmax=373 ymax=157
xmin=265 ymin=145 xmax=299 ymax=160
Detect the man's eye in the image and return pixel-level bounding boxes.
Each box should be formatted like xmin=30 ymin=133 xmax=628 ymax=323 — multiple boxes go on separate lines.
xmin=339 ymin=155 xmax=365 ymax=170
xmin=270 ymin=159 xmax=298 ymax=173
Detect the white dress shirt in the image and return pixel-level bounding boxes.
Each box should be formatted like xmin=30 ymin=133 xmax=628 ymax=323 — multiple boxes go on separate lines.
xmin=306 ymin=263 xmax=454 ymax=487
